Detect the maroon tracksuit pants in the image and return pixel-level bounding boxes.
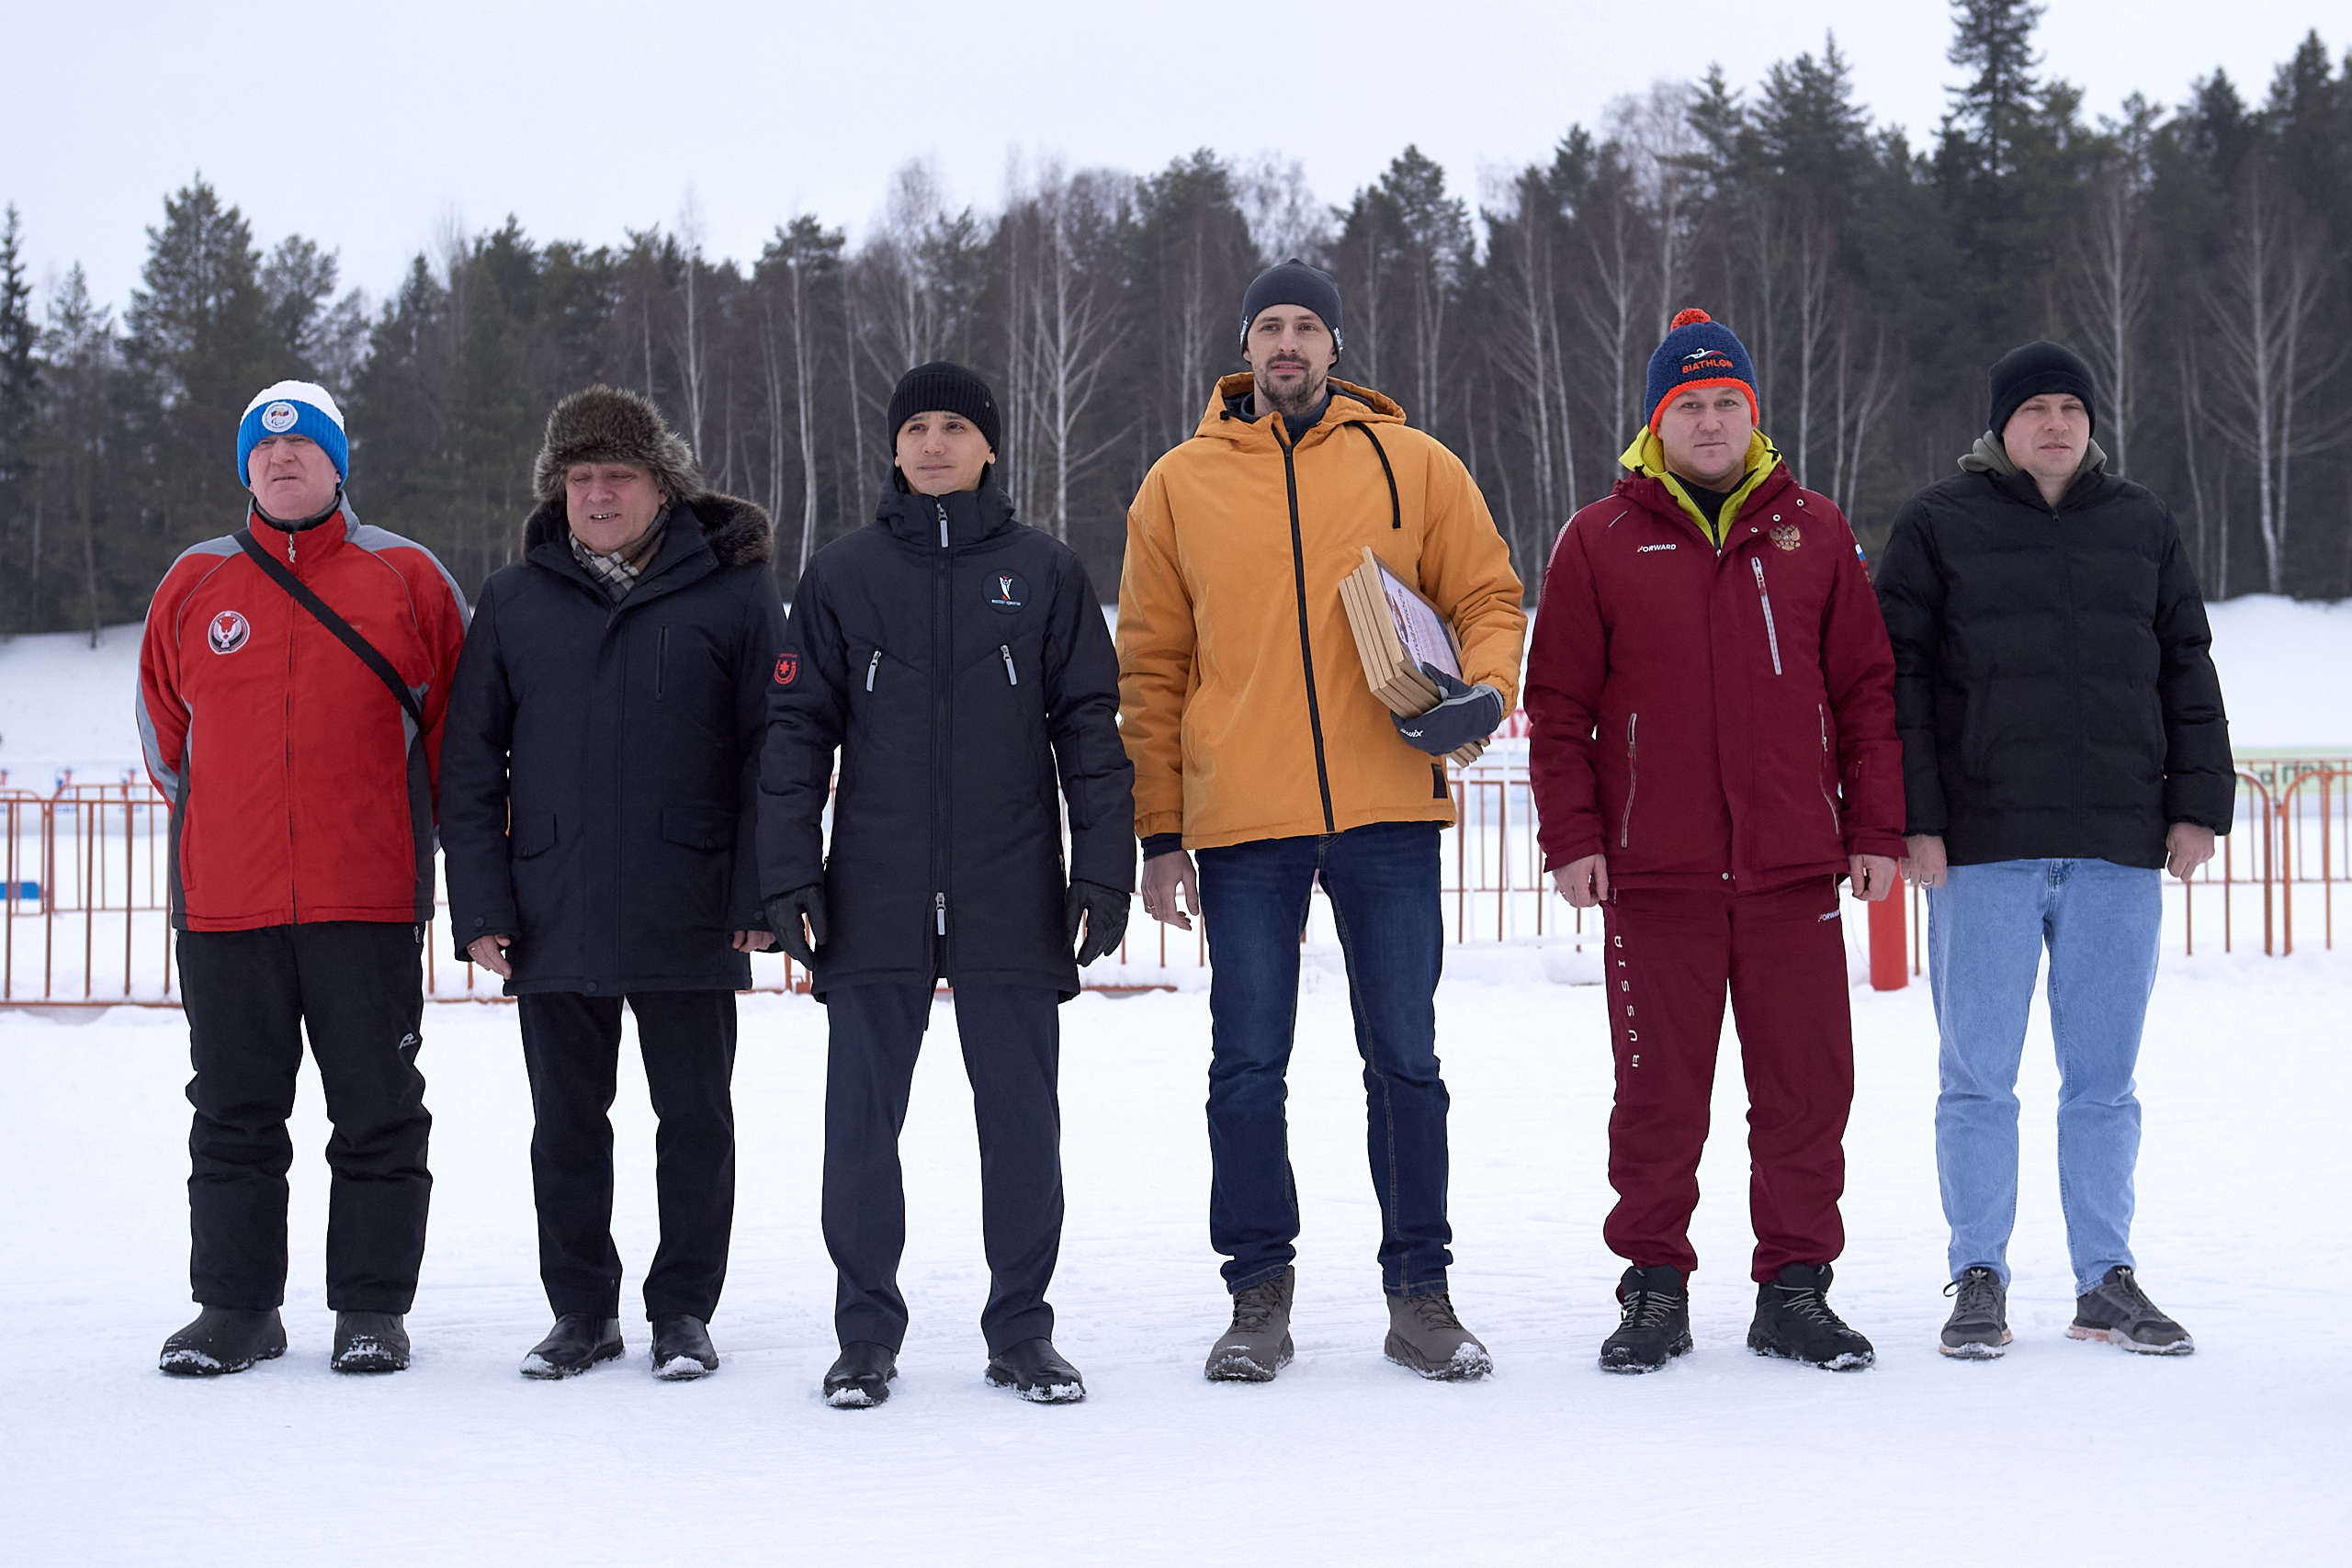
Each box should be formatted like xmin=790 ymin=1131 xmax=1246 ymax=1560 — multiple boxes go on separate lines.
xmin=1600 ymin=876 xmax=1854 ymax=1281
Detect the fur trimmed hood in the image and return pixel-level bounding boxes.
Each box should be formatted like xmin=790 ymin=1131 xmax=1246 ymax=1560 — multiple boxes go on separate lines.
xmin=523 ymin=491 xmax=776 ymax=570
xmin=532 ymin=384 xmax=702 ymax=504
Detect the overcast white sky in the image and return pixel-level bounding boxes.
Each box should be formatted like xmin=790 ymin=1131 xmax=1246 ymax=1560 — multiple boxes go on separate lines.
xmin=3 ymin=0 xmax=2336 ymax=314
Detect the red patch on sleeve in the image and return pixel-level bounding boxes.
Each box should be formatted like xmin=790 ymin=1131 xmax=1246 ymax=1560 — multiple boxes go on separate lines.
xmin=774 ymin=655 xmax=798 ymax=686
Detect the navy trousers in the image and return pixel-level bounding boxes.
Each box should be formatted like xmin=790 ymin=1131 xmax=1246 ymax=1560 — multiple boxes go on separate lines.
xmin=516 ymin=989 xmax=738 ymax=1322
xmin=822 ymin=983 xmax=1062 ymax=1356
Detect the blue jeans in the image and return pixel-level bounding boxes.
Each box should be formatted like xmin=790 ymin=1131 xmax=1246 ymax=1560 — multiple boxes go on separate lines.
xmin=1195 ymin=821 xmax=1451 ymax=1296
xmin=1928 ymin=858 xmax=2161 ymax=1295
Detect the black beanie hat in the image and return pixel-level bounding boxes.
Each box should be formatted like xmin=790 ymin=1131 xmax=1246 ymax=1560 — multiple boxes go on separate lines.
xmin=1238 ymin=259 xmax=1344 ymax=355
xmin=1989 ymin=341 xmax=2097 ymax=438
xmin=887 ymin=361 xmax=1001 ymax=454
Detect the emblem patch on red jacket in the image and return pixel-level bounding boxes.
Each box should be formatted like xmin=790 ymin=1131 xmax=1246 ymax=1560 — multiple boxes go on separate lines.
xmin=207 ymin=611 xmax=250 ymax=654
xmin=774 ymin=654 xmax=798 ymax=686
xmin=1770 ymin=523 xmax=1803 ymax=552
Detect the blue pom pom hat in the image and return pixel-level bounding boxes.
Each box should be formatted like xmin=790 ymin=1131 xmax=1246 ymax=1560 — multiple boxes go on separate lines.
xmin=1643 ymin=309 xmax=1758 ymax=435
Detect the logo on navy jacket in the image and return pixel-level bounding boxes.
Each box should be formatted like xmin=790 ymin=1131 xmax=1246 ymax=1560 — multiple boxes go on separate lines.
xmin=207 ymin=611 xmax=250 ymax=655
xmin=774 ymin=653 xmax=798 ymax=686
xmin=986 ymin=570 xmax=1028 ymax=615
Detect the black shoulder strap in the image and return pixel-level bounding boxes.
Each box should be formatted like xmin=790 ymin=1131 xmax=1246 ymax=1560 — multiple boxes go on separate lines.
xmin=237 ymin=529 xmax=425 ymax=728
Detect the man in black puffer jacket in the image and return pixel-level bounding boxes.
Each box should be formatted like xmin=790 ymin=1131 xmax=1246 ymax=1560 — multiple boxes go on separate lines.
xmin=442 ymin=386 xmax=787 ymax=1382
xmin=1874 ymin=341 xmax=2231 ymax=1362
xmin=762 ymin=362 xmax=1134 ymax=1408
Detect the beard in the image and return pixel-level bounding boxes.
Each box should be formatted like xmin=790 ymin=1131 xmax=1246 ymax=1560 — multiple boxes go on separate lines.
xmin=1255 ymin=359 xmax=1329 ymax=418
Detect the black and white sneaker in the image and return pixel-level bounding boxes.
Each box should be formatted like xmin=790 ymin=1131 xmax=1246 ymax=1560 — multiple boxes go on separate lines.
xmin=1939 ymin=1267 xmax=2011 ymax=1359
xmin=1600 ymin=1265 xmax=1692 ymax=1374
xmin=1747 ymin=1263 xmax=1874 ymax=1371
xmin=2068 ymin=1266 xmax=2194 ymax=1355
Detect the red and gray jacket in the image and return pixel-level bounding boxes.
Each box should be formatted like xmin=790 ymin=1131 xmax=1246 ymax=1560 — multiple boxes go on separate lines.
xmin=137 ymin=502 xmax=470 ymax=930
xmin=1525 ymin=433 xmax=1904 ymax=894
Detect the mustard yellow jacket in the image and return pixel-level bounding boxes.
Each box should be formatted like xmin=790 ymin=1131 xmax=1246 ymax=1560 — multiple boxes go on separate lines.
xmin=1116 ymin=374 xmax=1526 ymax=849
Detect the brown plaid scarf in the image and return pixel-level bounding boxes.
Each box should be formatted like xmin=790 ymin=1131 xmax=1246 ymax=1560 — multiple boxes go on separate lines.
xmin=568 ymin=511 xmax=667 ymax=604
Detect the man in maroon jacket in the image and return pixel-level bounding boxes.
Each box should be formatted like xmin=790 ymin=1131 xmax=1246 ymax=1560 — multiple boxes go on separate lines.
xmin=1525 ymin=310 xmax=1903 ymax=1374
xmin=138 ymin=380 xmax=469 ymax=1379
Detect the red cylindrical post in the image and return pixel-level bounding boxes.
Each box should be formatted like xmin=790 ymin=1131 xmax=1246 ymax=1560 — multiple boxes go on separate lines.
xmin=1868 ymin=888 xmax=1907 ymax=991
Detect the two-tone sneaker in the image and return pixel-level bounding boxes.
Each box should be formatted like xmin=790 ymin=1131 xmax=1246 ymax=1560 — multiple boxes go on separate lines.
xmin=2068 ymin=1266 xmax=2194 ymax=1355
xmin=1599 ymin=1265 xmax=1692 ymax=1374
xmin=1939 ymin=1266 xmax=2011 ymax=1359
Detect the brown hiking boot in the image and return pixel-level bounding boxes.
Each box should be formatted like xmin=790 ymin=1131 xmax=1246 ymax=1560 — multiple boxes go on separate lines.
xmin=1383 ymin=1290 xmax=1492 ymax=1381
xmin=1204 ymin=1267 xmax=1295 ymax=1382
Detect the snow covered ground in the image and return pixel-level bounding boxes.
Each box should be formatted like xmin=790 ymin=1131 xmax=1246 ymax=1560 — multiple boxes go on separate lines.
xmin=4 ymin=945 xmax=2346 ymax=1563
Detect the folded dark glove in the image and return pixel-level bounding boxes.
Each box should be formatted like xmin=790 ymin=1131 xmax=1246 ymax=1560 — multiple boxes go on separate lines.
xmin=1066 ymin=879 xmax=1131 ymax=966
xmin=1391 ymin=663 xmax=1504 ymax=755
xmin=763 ymin=885 xmax=827 ymax=968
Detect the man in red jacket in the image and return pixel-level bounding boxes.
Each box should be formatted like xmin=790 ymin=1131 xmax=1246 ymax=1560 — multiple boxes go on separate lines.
xmin=1525 ymin=311 xmax=1903 ymax=1374
xmin=137 ymin=380 xmax=469 ymax=1378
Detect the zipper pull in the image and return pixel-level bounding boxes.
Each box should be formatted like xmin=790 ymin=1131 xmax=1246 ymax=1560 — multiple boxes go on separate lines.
xmin=937 ymin=501 xmax=949 ymax=549
xmin=934 ymin=892 xmax=946 ymax=935
xmin=866 ymin=649 xmax=881 ymax=692
xmin=288 ymin=532 xmax=296 ymax=566
xmin=1000 ymin=645 xmax=1017 ymax=685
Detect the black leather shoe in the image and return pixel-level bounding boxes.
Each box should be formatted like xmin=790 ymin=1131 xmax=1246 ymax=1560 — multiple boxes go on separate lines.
xmin=520 ymin=1314 xmax=623 ymax=1379
xmin=650 ymin=1315 xmax=718 ymax=1380
xmin=823 ymin=1341 xmax=899 ymax=1408
xmin=159 ymin=1306 xmax=286 ymax=1376
xmin=332 ymin=1311 xmax=411 ymax=1373
xmin=983 ymin=1337 xmax=1086 ymax=1404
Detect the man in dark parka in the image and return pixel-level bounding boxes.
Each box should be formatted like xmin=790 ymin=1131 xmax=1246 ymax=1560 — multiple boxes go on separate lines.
xmin=761 ymin=362 xmax=1134 ymax=1407
xmin=441 ymin=385 xmax=786 ymax=1381
xmin=1874 ymin=341 xmax=2231 ymax=1361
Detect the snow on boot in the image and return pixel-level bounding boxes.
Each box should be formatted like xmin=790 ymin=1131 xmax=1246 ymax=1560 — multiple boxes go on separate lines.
xmin=159 ymin=1306 xmax=286 ymax=1377
xmin=1747 ymin=1263 xmax=1874 ymax=1371
xmin=650 ymin=1315 xmax=718 ymax=1380
xmin=1204 ymin=1267 xmax=1295 ymax=1383
xmin=331 ymin=1311 xmax=410 ymax=1373
xmin=984 ymin=1337 xmax=1086 ymax=1404
xmin=823 ymin=1342 xmax=899 ymax=1408
xmin=520 ymin=1314 xmax=623 ymax=1379
xmin=1600 ymin=1265 xmax=1692 ymax=1374
xmin=2068 ymin=1266 xmax=2194 ymax=1355
xmin=1384 ymin=1291 xmax=1493 ymax=1381
xmin=1939 ymin=1267 xmax=2010 ymax=1359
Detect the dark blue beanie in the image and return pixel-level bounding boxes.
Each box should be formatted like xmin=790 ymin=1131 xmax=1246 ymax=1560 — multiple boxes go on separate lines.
xmin=1644 ymin=309 xmax=1758 ymax=434
xmin=1238 ymin=259 xmax=1344 ymax=356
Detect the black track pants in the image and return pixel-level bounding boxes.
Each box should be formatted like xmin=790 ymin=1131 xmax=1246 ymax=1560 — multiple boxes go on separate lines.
xmin=516 ymin=989 xmax=738 ymax=1322
xmin=177 ymin=921 xmax=432 ymax=1313
xmin=822 ymin=983 xmax=1062 ymax=1356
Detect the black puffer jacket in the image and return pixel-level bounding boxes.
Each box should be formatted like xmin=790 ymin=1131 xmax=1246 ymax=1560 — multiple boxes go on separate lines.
xmin=441 ymin=494 xmax=786 ymax=994
xmin=760 ymin=479 xmax=1132 ymax=999
xmin=1873 ymin=454 xmax=2233 ymax=868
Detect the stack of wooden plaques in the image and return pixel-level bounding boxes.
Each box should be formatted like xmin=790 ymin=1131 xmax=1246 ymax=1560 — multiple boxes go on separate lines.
xmin=1338 ymin=546 xmax=1487 ymax=767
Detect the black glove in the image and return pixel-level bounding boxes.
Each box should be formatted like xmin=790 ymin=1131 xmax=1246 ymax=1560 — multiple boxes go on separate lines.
xmin=763 ymin=885 xmax=827 ymax=968
xmin=1066 ymin=879 xmax=1131 ymax=966
xmin=1391 ymin=664 xmax=1503 ymax=755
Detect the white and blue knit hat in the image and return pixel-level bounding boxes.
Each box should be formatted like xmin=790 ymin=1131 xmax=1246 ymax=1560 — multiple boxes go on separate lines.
xmin=236 ymin=380 xmax=348 ymax=487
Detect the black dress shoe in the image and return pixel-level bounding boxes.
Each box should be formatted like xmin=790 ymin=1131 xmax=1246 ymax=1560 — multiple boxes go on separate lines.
xmin=983 ymin=1337 xmax=1085 ymax=1404
xmin=823 ymin=1341 xmax=899 ymax=1408
xmin=332 ymin=1311 xmax=411 ymax=1373
xmin=159 ymin=1306 xmax=287 ymax=1376
xmin=650 ymin=1315 xmax=718 ymax=1380
xmin=520 ymin=1314 xmax=623 ymax=1379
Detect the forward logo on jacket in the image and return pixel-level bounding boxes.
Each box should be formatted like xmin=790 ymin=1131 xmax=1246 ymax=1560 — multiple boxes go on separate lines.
xmin=207 ymin=611 xmax=250 ymax=655
xmin=1770 ymin=523 xmax=1803 ymax=552
xmin=1637 ymin=544 xmax=1677 ymax=554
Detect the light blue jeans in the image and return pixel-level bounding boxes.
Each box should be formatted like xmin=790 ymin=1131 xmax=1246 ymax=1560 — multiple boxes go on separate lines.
xmin=1928 ymin=858 xmax=2161 ymax=1296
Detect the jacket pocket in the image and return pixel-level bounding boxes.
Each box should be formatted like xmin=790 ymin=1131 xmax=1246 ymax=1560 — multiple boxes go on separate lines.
xmin=1816 ymin=705 xmax=1841 ymax=838
xmin=656 ymin=627 xmax=669 ymax=699
xmin=512 ymin=813 xmax=557 ymax=860
xmin=660 ymin=806 xmax=736 ymax=852
xmin=1619 ymin=713 xmax=1639 ymax=849
xmin=1750 ymin=557 xmax=1783 ymax=675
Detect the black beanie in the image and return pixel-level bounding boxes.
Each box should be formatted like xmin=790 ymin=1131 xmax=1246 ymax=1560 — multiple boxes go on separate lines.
xmin=1238 ymin=259 xmax=1344 ymax=355
xmin=1989 ymin=341 xmax=2097 ymax=438
xmin=887 ymin=361 xmax=1001 ymax=454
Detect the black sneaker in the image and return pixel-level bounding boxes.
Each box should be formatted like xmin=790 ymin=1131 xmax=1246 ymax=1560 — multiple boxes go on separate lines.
xmin=332 ymin=1311 xmax=411 ymax=1373
xmin=2068 ymin=1266 xmax=2194 ymax=1355
xmin=520 ymin=1314 xmax=623 ymax=1379
xmin=159 ymin=1306 xmax=287 ymax=1377
xmin=1939 ymin=1267 xmax=2010 ymax=1359
xmin=1600 ymin=1265 xmax=1692 ymax=1374
xmin=1748 ymin=1263 xmax=1874 ymax=1371
xmin=984 ymin=1337 xmax=1086 ymax=1404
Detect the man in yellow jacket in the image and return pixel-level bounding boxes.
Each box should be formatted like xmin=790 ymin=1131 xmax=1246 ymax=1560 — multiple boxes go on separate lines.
xmin=1119 ymin=259 xmax=1525 ymax=1383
